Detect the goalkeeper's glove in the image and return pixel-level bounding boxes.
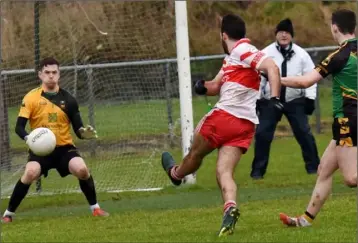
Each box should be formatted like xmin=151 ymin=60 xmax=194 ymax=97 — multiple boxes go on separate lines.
xmin=79 ymin=125 xmax=98 ymax=139
xmin=194 ymin=80 xmax=207 ymax=95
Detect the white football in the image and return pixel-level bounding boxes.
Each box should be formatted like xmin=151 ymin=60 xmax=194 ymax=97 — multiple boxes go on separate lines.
xmin=183 ymin=174 xmax=196 ymax=185
xmin=27 ymin=127 xmax=56 ymax=156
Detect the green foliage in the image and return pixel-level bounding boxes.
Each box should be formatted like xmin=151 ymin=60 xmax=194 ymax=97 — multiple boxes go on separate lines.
xmin=263 ymin=1 xmax=296 ymax=16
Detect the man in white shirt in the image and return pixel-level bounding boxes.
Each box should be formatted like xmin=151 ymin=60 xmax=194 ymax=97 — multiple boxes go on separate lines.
xmin=251 ymin=18 xmax=320 ymax=179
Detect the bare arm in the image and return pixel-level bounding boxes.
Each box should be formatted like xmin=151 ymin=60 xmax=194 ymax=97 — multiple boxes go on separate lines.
xmin=281 ymin=69 xmax=322 ymax=89
xmin=204 ymin=71 xmax=223 ymax=96
xmin=256 ymin=58 xmax=281 ymax=98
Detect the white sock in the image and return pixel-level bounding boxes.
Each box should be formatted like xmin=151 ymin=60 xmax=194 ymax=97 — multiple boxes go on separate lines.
xmin=90 ymin=203 xmax=100 ymax=211
xmin=3 ymin=210 xmax=15 ymax=217
xmin=298 ymin=216 xmax=312 ymax=227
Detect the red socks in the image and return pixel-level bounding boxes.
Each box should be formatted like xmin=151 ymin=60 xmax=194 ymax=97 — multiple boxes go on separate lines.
xmin=170 ymin=166 xmax=183 ymax=180
xmin=223 ymin=200 xmax=237 ymax=214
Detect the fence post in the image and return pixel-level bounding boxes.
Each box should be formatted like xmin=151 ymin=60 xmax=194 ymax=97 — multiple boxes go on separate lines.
xmin=73 ymin=63 xmax=78 ymax=98
xmin=164 ymin=62 xmax=175 ymax=148
xmin=0 ymin=74 xmax=11 ymax=171
xmin=86 ymin=67 xmax=97 ymax=157
xmin=311 ymin=51 xmax=321 ymax=134
xmin=0 ymin=0 xmax=11 ymax=172
xmin=34 ymin=0 xmax=42 ymax=194
xmin=71 ymin=35 xmax=77 ymax=98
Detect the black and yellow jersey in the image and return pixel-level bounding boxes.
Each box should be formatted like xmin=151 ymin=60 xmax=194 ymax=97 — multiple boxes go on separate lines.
xmin=315 ymin=38 xmax=357 ymax=118
xmin=18 ymin=86 xmax=84 ymax=146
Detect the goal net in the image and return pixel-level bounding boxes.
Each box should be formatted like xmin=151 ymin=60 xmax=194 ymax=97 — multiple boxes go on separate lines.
xmin=0 ymin=1 xmax=188 ymax=197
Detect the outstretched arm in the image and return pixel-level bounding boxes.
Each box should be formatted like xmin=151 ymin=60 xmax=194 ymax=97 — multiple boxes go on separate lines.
xmin=69 ymin=102 xmax=85 ymax=139
xmin=281 ymin=69 xmax=322 ymax=89
xmin=283 ymin=46 xmax=345 ymax=89
xmin=68 ymin=98 xmax=97 ymax=139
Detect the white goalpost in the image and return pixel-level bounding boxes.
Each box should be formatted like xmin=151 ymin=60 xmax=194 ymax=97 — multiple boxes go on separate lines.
xmin=0 ymin=0 xmax=196 ymax=198
xmin=175 ymin=1 xmax=196 ymax=185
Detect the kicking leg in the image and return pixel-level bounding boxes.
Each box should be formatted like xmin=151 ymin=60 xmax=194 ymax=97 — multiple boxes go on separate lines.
xmin=68 ymin=157 xmax=109 ymax=217
xmin=162 ymin=132 xmax=214 ymax=186
xmin=280 ymin=140 xmax=338 ymax=227
xmin=2 ymin=162 xmax=41 ymax=223
xmin=216 ymin=146 xmax=242 ymax=237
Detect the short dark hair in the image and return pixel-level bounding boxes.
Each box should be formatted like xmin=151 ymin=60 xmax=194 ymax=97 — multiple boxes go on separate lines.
xmin=39 ymin=57 xmax=59 ymax=71
xmin=221 ymin=14 xmax=246 ymax=40
xmin=331 ymin=9 xmax=356 ymax=34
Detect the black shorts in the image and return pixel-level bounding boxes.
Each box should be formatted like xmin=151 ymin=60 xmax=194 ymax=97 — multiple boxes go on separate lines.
xmin=27 ymin=145 xmax=81 ymax=178
xmin=332 ymin=116 xmax=357 ymax=147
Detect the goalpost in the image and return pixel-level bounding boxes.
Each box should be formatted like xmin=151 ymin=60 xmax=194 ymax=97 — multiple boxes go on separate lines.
xmin=175 ymin=1 xmax=196 ymax=184
xmin=0 ymin=0 xmax=195 ymax=197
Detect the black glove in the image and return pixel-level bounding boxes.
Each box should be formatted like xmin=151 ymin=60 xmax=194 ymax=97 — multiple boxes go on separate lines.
xmin=269 ymin=97 xmax=284 ymax=111
xmin=304 ymin=98 xmax=315 ymax=115
xmin=194 ymin=80 xmax=207 ymax=95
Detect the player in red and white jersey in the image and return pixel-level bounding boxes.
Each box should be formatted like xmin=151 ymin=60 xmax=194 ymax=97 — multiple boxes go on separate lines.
xmin=161 ymin=14 xmax=283 ymax=237
xmin=215 ymin=37 xmax=269 ymax=124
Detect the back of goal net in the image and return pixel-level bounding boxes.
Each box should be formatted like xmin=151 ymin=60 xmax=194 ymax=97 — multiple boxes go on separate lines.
xmin=0 ymin=1 xmax=188 ymax=197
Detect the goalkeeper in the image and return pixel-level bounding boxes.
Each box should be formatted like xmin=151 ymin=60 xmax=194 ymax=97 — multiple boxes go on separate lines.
xmin=279 ymin=9 xmax=356 ymax=227
xmin=2 ymin=57 xmax=109 ymax=223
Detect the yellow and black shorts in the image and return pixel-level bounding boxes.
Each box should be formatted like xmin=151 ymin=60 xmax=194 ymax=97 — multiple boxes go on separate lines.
xmin=332 ymin=116 xmax=357 ymax=147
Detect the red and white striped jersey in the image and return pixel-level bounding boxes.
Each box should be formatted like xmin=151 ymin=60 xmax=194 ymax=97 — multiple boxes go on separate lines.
xmin=215 ymin=38 xmax=268 ymax=124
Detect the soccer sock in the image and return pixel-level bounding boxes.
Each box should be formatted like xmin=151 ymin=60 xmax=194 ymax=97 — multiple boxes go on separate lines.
xmin=299 ymin=211 xmax=314 ymax=226
xmin=79 ymin=175 xmax=98 ymax=209
xmin=170 ymin=166 xmax=183 ymax=181
xmin=3 ymin=209 xmax=15 ymax=217
xmin=6 ymin=179 xmax=31 ymax=214
xmin=223 ymin=200 xmax=237 ymax=214
xmin=90 ymin=203 xmax=100 ymax=211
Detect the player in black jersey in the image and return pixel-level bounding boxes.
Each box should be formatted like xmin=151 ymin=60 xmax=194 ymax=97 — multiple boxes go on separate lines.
xmin=278 ymin=9 xmax=357 ymax=227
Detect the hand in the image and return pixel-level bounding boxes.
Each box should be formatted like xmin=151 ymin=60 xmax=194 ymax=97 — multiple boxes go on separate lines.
xmin=304 ymin=98 xmax=315 ymax=115
xmin=269 ymin=97 xmax=284 ymax=111
xmin=194 ymin=80 xmax=207 ymax=95
xmin=79 ymin=125 xmax=98 ymax=139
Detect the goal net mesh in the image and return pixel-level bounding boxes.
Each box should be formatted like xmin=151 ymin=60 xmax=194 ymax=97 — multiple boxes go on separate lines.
xmin=0 ymin=1 xmax=184 ymax=197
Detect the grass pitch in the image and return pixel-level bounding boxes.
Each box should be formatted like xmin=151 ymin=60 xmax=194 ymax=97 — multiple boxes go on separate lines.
xmin=1 ymin=85 xmax=356 ymax=242
xmin=1 ymin=133 xmax=356 ymax=242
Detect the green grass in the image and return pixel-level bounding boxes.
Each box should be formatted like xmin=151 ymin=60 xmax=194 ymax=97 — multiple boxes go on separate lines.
xmin=2 ymin=84 xmax=354 ymax=242
xmin=1 ymin=132 xmax=356 ymax=242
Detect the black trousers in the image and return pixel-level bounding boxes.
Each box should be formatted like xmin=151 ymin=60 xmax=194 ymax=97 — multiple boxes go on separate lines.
xmin=251 ymin=98 xmax=320 ymax=178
